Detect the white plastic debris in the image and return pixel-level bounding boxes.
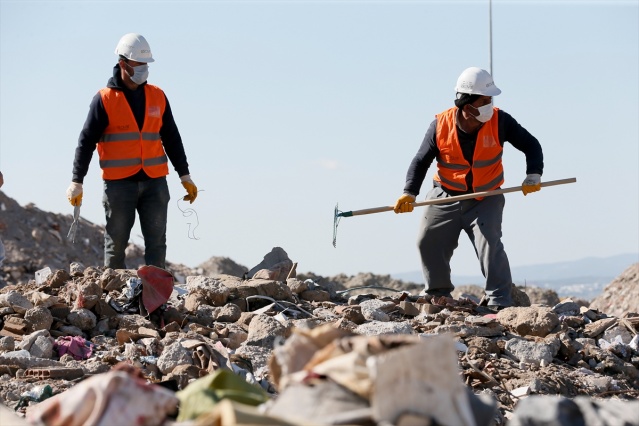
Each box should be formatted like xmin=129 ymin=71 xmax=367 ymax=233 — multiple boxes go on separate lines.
xmin=34 ymin=267 xmax=52 ymax=285
xmin=511 ymin=386 xmax=531 ymax=398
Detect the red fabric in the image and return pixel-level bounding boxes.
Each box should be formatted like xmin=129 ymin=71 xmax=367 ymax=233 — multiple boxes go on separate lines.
xmin=137 ymin=265 xmax=174 ymax=314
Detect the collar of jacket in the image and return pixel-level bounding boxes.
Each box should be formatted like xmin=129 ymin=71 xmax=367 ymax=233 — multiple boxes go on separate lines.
xmin=106 ymin=63 xmax=148 ymax=92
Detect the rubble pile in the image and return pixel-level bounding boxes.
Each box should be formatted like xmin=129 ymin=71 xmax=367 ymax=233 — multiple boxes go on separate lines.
xmin=0 ymin=255 xmax=638 ymax=425
xmin=0 ymin=191 xmax=198 ymax=287
xmin=590 ymin=263 xmax=639 ymax=318
xmin=0 ymin=192 xmax=638 ymax=425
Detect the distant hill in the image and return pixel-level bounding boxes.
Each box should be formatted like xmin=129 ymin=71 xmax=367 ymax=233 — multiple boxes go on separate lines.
xmin=392 ymin=253 xmax=639 ymax=301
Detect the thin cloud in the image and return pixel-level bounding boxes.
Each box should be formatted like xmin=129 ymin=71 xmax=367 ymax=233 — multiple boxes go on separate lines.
xmin=316 ymin=159 xmax=340 ymax=170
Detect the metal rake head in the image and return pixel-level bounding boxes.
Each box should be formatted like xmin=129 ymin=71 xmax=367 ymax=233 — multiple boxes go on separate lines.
xmin=332 ymin=203 xmax=342 ymax=248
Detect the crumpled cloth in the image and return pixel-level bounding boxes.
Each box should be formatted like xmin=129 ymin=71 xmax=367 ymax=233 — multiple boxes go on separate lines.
xmin=176 ymin=369 xmax=270 ymax=421
xmin=53 ymin=336 xmax=94 ymax=360
xmin=27 ymin=363 xmax=178 ymax=426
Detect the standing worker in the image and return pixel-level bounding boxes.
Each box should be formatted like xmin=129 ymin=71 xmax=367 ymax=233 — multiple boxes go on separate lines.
xmin=66 ymin=33 xmax=197 ymax=270
xmin=393 ymin=67 xmax=543 ymax=310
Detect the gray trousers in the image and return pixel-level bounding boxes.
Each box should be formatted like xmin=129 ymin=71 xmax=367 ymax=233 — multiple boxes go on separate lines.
xmin=416 ymin=186 xmax=513 ymax=306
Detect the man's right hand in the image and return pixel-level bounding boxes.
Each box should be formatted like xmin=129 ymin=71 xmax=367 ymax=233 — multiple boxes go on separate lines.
xmin=393 ymin=193 xmax=416 ymax=214
xmin=66 ymin=182 xmax=83 ymax=206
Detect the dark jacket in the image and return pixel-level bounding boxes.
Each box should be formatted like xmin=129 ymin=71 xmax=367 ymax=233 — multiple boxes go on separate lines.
xmin=72 ymin=64 xmax=190 ymax=183
xmin=403 ymin=109 xmax=544 ymax=197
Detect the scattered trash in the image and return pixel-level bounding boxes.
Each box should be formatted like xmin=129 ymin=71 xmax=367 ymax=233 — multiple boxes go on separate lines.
xmin=34 ymin=267 xmax=52 ymax=285
xmin=14 ymin=384 xmax=53 ymax=411
xmin=54 ymin=335 xmax=94 ymax=360
xmin=0 ymin=236 xmax=637 ymax=425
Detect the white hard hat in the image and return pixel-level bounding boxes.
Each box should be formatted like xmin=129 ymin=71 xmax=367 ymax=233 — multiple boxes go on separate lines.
xmin=115 ymin=33 xmax=154 ymax=63
xmin=455 ymin=67 xmax=500 ymax=96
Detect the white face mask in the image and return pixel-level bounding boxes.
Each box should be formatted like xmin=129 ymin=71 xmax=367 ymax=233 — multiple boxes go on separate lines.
xmin=470 ymin=101 xmax=494 ymax=122
xmin=127 ymin=64 xmax=149 ymax=85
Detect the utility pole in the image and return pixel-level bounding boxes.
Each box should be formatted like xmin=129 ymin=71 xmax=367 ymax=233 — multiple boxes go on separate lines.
xmin=489 ymin=0 xmax=493 ymax=77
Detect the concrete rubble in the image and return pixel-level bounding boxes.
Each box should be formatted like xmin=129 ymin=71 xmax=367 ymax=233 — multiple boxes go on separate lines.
xmin=0 ymin=192 xmax=638 ymax=425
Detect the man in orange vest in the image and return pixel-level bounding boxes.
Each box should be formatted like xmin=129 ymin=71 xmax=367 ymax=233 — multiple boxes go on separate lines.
xmin=66 ymin=33 xmax=197 ymax=270
xmin=393 ymin=67 xmax=544 ymax=310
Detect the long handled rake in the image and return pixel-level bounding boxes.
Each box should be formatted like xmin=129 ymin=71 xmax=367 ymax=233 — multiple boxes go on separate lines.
xmin=333 ymin=177 xmax=576 ymax=247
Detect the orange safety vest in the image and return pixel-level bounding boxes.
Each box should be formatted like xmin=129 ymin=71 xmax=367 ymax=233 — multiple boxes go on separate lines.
xmin=97 ymin=85 xmax=168 ymax=180
xmin=433 ymin=107 xmax=504 ymax=193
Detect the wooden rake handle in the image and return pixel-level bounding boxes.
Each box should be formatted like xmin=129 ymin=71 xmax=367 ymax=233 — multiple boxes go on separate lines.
xmin=338 ymin=177 xmax=577 ymax=218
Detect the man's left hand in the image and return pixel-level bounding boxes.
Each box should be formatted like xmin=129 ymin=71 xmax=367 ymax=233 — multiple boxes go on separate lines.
xmin=522 ymin=174 xmax=541 ymax=196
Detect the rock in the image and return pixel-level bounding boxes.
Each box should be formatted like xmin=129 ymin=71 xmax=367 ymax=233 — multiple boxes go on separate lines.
xmin=24 ymin=306 xmax=53 ymax=332
xmin=247 ymin=247 xmax=294 ymax=282
xmin=497 ymin=306 xmax=560 ymax=337
xmin=48 ymin=269 xmax=71 ymax=288
xmin=157 ymin=340 xmax=194 ymax=375
xmin=505 ymin=337 xmax=559 ymax=366
xmin=552 ymin=299 xmax=581 ymax=316
xmin=0 ymin=336 xmax=15 ymax=352
xmin=509 ymin=395 xmax=639 ymax=426
xmin=286 ymin=278 xmax=309 ymax=295
xmin=215 ymin=304 xmax=241 ymax=323
xmin=334 ymin=305 xmax=367 ymax=325
xmin=69 ymin=262 xmax=85 ymax=276
xmin=245 ymin=314 xmax=288 ymax=348
xmin=299 ymin=289 xmax=331 ymax=302
xmin=19 ymin=330 xmax=54 ymax=359
xmin=452 ymin=285 xmax=484 ymax=303
xmin=602 ymin=325 xmax=633 ymax=345
xmin=512 ymin=285 xmax=531 ymax=307
xmin=520 ymin=287 xmax=560 ymax=306
xmin=355 ymin=321 xmax=414 ymax=336
xmin=359 ymin=299 xmax=395 ymax=322
xmin=117 ymin=314 xmax=155 ymax=331
xmin=67 ymin=308 xmax=97 ymax=331
xmin=197 ymin=256 xmax=248 ymax=278
xmin=185 ymin=276 xmax=231 ymax=306
xmin=99 ymin=269 xmax=127 ymax=291
xmin=589 ymin=263 xmax=639 ymax=317
xmin=225 ymin=278 xmax=294 ymax=303
xmin=0 ymin=291 xmax=33 ymax=314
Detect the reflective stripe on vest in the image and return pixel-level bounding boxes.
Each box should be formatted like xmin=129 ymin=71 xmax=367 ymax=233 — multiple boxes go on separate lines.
xmin=97 ymin=85 xmax=168 ymax=180
xmin=433 ymin=107 xmax=504 ymax=193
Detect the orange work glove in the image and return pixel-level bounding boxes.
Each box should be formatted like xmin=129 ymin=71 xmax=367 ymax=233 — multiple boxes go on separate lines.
xmin=522 ymin=174 xmax=541 ymax=196
xmin=180 ymin=175 xmax=198 ymax=204
xmin=393 ymin=193 xmax=416 ymax=213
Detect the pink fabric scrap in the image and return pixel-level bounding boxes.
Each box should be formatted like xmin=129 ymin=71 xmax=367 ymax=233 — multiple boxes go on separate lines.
xmin=54 ymin=336 xmax=94 ymax=360
xmin=26 ymin=368 xmax=178 ymax=426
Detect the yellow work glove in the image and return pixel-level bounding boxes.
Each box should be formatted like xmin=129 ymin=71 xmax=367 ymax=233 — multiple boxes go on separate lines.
xmin=66 ymin=182 xmax=83 ymax=206
xmin=180 ymin=175 xmax=198 ymax=204
xmin=393 ymin=193 xmax=416 ymax=214
xmin=522 ymin=174 xmax=541 ymax=196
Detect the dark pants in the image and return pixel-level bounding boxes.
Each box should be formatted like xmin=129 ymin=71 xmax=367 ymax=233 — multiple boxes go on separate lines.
xmin=103 ymin=177 xmax=170 ymax=270
xmin=416 ymin=186 xmax=513 ymax=307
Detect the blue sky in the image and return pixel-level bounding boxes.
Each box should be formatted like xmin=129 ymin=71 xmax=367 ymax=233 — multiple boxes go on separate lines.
xmin=1 ymin=0 xmax=637 ymax=278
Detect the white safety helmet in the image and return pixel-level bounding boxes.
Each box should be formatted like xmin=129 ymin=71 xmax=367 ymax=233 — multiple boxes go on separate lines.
xmin=115 ymin=33 xmax=154 ymax=63
xmin=455 ymin=67 xmax=500 ymax=96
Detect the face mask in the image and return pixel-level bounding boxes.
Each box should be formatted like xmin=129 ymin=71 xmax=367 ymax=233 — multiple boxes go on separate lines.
xmin=470 ymin=101 xmax=494 ymax=122
xmin=126 ymin=64 xmax=149 ymax=85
